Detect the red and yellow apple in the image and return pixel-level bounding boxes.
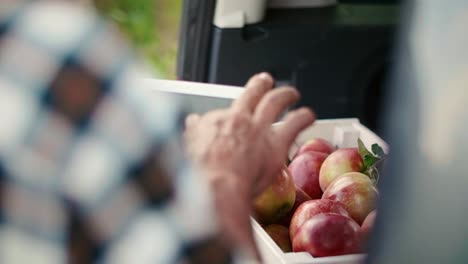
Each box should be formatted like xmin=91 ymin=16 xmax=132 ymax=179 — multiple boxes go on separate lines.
xmin=361 ymin=210 xmax=377 ymax=244
xmin=253 ymin=169 xmax=296 ymax=224
xmin=322 ymin=172 xmax=378 ymax=224
xmin=295 ymin=138 xmax=335 ymax=157
xmin=292 ymin=213 xmax=361 ymax=257
xmin=319 ymin=148 xmax=364 ymax=191
xmin=278 ymin=187 xmax=312 ymax=227
xmin=264 ymin=224 xmax=292 ymax=252
xmin=288 ymin=151 xmax=328 ymax=199
xmin=289 ymin=199 xmax=349 ymax=239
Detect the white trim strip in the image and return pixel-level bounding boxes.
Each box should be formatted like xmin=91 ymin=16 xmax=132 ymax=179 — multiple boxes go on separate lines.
xmin=140 ymin=79 xmax=244 ymax=100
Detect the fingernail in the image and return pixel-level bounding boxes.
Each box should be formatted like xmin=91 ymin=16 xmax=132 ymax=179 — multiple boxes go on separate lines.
xmin=258 ymin=72 xmax=273 ymax=83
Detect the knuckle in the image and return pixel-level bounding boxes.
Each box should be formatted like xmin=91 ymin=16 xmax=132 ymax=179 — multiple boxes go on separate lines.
xmin=223 ymin=111 xmax=253 ymax=136
xmin=230 ymin=111 xmax=250 ymax=127
xmin=214 ymin=118 xmax=225 ymax=128
xmin=205 ymin=111 xmax=227 ymax=124
xmin=267 ymin=93 xmax=283 ymax=105
xmin=231 ymin=110 xmax=249 ymax=120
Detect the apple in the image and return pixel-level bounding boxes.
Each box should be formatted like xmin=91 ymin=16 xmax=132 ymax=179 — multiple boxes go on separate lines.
xmin=289 ymin=199 xmax=349 ymax=239
xmin=253 ymin=169 xmax=296 ymax=224
xmin=361 ymin=210 xmax=377 ymax=244
xmin=292 ymin=213 xmax=361 ymax=257
xmin=322 ymin=172 xmax=378 ymax=224
xmin=277 ymin=187 xmax=312 ymax=227
xmin=288 ymin=151 xmax=328 ymax=199
xmin=264 ymin=224 xmax=292 ymax=252
xmin=319 ymin=148 xmax=364 ymax=191
xmin=295 ymin=138 xmax=335 ymax=157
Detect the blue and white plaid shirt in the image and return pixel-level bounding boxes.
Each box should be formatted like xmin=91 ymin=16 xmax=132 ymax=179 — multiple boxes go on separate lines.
xmin=0 ymin=1 xmax=232 ymax=263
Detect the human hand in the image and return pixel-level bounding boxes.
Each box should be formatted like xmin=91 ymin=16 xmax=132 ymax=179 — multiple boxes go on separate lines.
xmin=184 ymin=72 xmax=315 ymax=260
xmin=185 ymin=73 xmax=315 ymax=197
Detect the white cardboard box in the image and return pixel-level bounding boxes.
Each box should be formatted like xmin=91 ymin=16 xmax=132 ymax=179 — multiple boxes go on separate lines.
xmin=142 ymin=79 xmax=388 ymax=264
xmin=253 ymin=118 xmax=388 ymax=264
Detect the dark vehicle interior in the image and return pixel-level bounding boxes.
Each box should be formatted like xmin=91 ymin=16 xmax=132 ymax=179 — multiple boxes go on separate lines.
xmin=177 ymin=0 xmax=400 ymax=132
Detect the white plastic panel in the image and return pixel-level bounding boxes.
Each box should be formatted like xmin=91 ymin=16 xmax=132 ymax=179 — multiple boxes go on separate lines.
xmin=140 ymin=78 xmax=243 ymax=114
xmin=213 ymin=0 xmax=267 ymax=28
xmin=212 ymin=0 xmax=338 ymax=28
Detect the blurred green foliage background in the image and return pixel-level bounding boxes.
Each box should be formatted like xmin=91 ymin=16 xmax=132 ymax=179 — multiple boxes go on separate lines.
xmin=95 ymin=0 xmax=182 ymax=79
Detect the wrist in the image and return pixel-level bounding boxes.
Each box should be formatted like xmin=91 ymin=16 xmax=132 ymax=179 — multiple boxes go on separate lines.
xmin=208 ymin=170 xmax=247 ymax=196
xmin=205 ymin=170 xmax=260 ymax=260
xmin=208 ymin=171 xmax=251 ymax=223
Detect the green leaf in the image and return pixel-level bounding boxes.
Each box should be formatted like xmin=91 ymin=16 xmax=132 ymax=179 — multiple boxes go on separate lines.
xmin=371 ymin=143 xmax=386 ymax=159
xmin=357 ymin=139 xmax=387 ymax=186
xmin=359 ymin=138 xmax=381 ymax=175
xmin=358 ymin=138 xmax=373 ymax=158
xmin=363 ymin=154 xmax=379 ymax=168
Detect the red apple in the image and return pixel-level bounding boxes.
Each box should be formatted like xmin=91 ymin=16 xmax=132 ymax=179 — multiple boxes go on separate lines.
xmin=295 ymin=138 xmax=335 ymax=157
xmin=253 ymin=169 xmax=296 ymax=224
xmin=289 ymin=199 xmax=350 ymax=239
xmin=264 ymin=224 xmax=292 ymax=252
xmin=277 ymin=187 xmax=312 ymax=227
xmin=288 ymin=151 xmax=328 ymax=199
xmin=322 ymin=172 xmax=378 ymax=224
xmin=292 ymin=213 xmax=361 ymax=257
xmin=319 ymin=148 xmax=364 ymax=191
xmin=361 ymin=210 xmax=377 ymax=244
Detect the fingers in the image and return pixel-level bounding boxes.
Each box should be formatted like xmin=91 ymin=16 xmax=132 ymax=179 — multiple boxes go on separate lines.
xmin=274 ymin=107 xmax=316 ymax=154
xmin=253 ymin=87 xmax=300 ymax=126
xmin=231 ymin=72 xmax=274 ymax=113
xmin=185 ymin=113 xmax=201 ymax=128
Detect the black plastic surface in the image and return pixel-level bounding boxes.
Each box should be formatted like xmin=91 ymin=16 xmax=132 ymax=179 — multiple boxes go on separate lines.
xmin=176 ymin=0 xmax=216 ymax=81
xmin=207 ymin=5 xmax=398 ymax=130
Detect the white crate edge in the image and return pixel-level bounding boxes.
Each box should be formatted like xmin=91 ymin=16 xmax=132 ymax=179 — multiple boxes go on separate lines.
xmin=254 ymin=118 xmax=386 ymax=264
xmin=141 ymin=78 xmax=244 ymax=99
